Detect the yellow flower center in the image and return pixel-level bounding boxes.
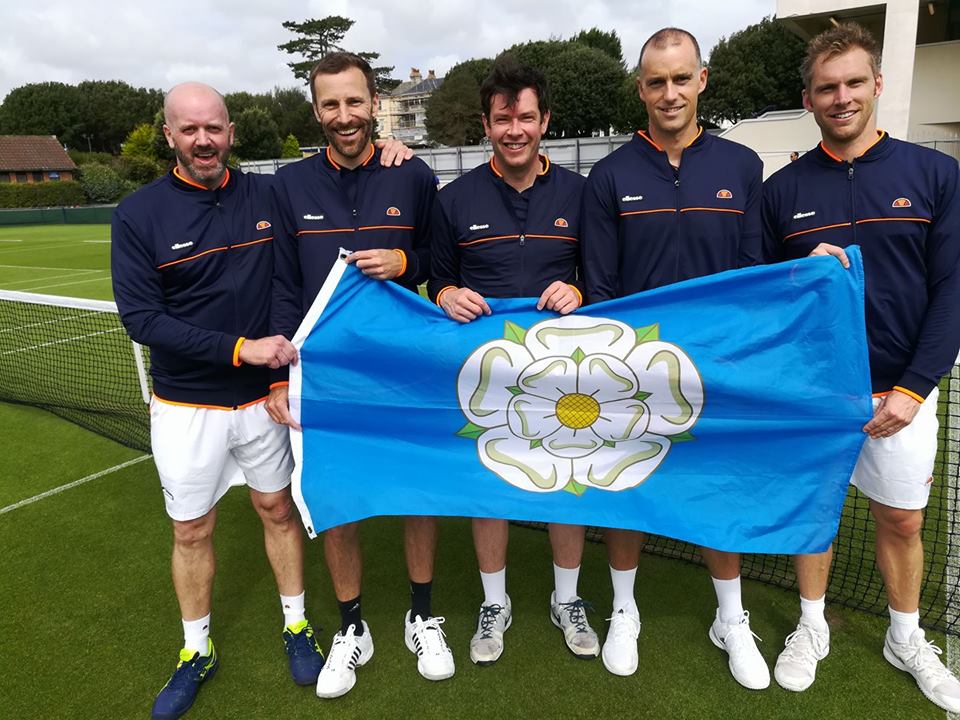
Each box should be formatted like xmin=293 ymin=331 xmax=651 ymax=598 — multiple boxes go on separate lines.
xmin=555 ymin=393 xmax=601 ymax=430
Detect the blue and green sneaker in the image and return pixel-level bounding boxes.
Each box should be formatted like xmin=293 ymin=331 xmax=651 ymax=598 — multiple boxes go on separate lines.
xmin=151 ymin=640 xmax=219 ymax=719
xmin=283 ymin=619 xmax=325 ymax=685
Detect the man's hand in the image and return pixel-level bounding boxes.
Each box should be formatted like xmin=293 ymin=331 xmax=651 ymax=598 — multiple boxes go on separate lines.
xmin=265 ymin=384 xmax=302 ymax=431
xmin=537 ymin=281 xmax=581 ymax=315
xmin=863 ymin=389 xmax=921 ymax=439
xmin=440 ymin=287 xmax=491 ymax=323
xmin=238 ymin=336 xmax=298 ymax=369
xmin=809 ymin=243 xmax=850 ymax=268
xmin=345 ymin=249 xmax=404 ymax=280
xmin=374 ymin=138 xmax=414 ymax=166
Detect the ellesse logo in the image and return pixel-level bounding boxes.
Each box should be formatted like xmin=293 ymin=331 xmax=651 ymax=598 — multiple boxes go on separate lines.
xmin=892 ymin=197 xmax=912 ymax=208
xmin=554 ymin=218 xmax=568 ymax=228
xmin=716 ymin=189 xmax=733 ymax=199
xmin=386 ymin=206 xmax=401 ymax=216
xmin=256 ymin=220 xmax=271 ymax=230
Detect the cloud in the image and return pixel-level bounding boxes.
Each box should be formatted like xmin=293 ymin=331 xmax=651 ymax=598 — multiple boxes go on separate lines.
xmin=0 ymin=0 xmax=775 ymax=102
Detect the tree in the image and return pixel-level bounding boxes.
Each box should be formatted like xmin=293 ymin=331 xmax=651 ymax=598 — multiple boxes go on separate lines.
xmin=278 ymin=16 xmax=399 ymax=94
xmin=424 ymin=59 xmax=492 ymax=146
xmin=152 ymin=110 xmax=174 ymax=165
xmin=571 ymin=28 xmax=625 ymax=68
xmin=78 ymin=163 xmax=128 ymax=203
xmin=546 ymin=46 xmax=625 ymax=137
xmin=268 ymin=87 xmax=322 ymax=146
xmin=121 ymin=124 xmax=157 ymax=159
xmin=502 ymin=40 xmax=570 ymax=76
xmin=0 ymin=82 xmax=83 ymax=143
xmin=281 ymin=133 xmax=301 ymax=158
xmin=611 ymin=67 xmax=649 ymax=134
xmin=234 ymin=107 xmax=282 ymax=160
xmin=699 ymin=16 xmax=805 ymax=125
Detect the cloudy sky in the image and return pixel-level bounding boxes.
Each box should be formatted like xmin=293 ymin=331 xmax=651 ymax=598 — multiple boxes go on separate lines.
xmin=0 ymin=0 xmax=776 ymax=102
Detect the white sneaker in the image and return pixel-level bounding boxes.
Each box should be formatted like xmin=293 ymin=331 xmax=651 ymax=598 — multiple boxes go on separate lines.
xmin=601 ymin=606 xmax=641 ymax=676
xmin=774 ymin=619 xmax=830 ymax=691
xmin=883 ymin=627 xmax=960 ymax=713
xmin=315 ymin=622 xmax=374 ymax=698
xmin=708 ymin=610 xmax=770 ymax=690
xmin=469 ymin=596 xmax=512 ymax=665
xmin=404 ymin=612 xmax=455 ymax=681
xmin=550 ymin=593 xmax=599 ymax=658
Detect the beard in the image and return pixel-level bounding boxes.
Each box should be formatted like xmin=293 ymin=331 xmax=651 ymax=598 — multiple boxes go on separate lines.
xmin=324 ymin=115 xmax=375 ymax=160
xmin=174 ymin=143 xmax=230 ymax=186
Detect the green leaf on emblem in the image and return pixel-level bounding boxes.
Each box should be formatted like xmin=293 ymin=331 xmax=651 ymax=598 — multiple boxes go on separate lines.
xmin=668 ymin=430 xmax=696 ymax=442
xmin=633 ymin=390 xmax=651 ymax=402
xmin=530 ymin=439 xmax=543 ymax=449
xmin=635 ymin=323 xmax=659 ymax=344
xmin=562 ymin=479 xmax=588 ymax=496
xmin=455 ymin=422 xmax=486 ymax=440
xmin=603 ymin=440 xmax=616 ymax=449
xmin=571 ymin=347 xmax=586 ymax=365
xmin=507 ymin=385 xmax=523 ymax=396
xmin=504 ymin=320 xmax=526 ymax=344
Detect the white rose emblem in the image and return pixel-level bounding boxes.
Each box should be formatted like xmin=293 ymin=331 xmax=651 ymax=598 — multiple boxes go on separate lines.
xmin=456 ymin=316 xmax=704 ymax=495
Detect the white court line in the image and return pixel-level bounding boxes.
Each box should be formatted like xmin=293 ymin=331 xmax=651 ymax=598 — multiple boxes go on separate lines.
xmin=0 ymin=239 xmax=23 ymax=243
xmin=2 ymin=270 xmax=108 ymax=288
xmin=0 ymin=326 xmax=124 ymax=355
xmin=19 ymin=275 xmax=112 ymax=292
xmin=83 ymin=240 xmax=111 ymax=244
xmin=0 ymin=310 xmax=102 ymax=335
xmin=0 ymin=455 xmax=152 ymax=515
xmin=0 ymin=241 xmax=93 ymax=256
xmin=0 ymin=264 xmax=100 ymax=272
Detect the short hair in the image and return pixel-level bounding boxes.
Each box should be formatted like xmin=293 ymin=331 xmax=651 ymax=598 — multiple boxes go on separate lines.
xmin=801 ymin=22 xmax=881 ymax=89
xmin=309 ymin=52 xmax=377 ymax=105
xmin=638 ymin=28 xmax=703 ymax=69
xmin=480 ymin=57 xmax=550 ymax=120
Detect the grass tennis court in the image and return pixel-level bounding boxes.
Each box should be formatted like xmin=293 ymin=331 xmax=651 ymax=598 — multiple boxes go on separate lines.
xmin=0 ymin=223 xmax=953 ymax=718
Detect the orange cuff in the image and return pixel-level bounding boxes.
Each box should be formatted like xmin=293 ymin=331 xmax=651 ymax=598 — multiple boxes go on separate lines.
xmin=568 ymin=284 xmax=583 ymax=308
xmin=232 ymin=337 xmax=245 ymax=367
xmin=393 ymin=249 xmax=408 ymax=277
xmin=893 ymin=386 xmax=925 ymax=403
xmin=270 ymin=381 xmax=290 ymax=390
xmin=435 ymin=285 xmax=456 ymax=308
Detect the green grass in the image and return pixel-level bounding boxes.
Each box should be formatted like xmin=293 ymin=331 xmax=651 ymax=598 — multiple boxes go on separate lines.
xmin=0 ymin=400 xmax=948 ymax=719
xmin=0 ymin=224 xmax=113 ymax=300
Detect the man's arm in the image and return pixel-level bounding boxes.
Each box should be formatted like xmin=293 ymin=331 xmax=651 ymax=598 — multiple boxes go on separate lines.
xmin=580 ymin=167 xmax=620 ymax=304
xmin=427 ymin=193 xmax=490 ymax=323
xmin=737 ymin=157 xmax=764 ymax=268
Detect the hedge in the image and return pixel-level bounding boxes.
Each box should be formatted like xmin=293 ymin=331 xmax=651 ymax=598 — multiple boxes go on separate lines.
xmin=0 ymin=181 xmax=87 ymax=208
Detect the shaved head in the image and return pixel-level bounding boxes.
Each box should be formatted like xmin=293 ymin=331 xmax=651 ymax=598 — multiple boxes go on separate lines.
xmin=164 ymin=82 xmax=229 ymax=126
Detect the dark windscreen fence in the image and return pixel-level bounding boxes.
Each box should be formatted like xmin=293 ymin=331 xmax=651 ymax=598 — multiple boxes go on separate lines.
xmin=0 ymin=290 xmax=151 ymax=452
xmin=2 ymin=289 xmax=958 ymax=635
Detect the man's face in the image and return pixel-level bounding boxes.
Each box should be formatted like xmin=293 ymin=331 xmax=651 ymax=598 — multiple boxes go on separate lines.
xmin=312 ymin=67 xmax=378 ymax=165
xmin=482 ymin=88 xmax=550 ymax=174
xmin=637 ymin=38 xmax=707 ymax=137
xmin=163 ymin=87 xmax=233 ymax=188
xmin=803 ymin=48 xmax=882 ymax=148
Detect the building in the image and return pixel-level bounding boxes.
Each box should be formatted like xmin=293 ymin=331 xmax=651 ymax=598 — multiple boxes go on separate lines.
xmin=378 ymin=68 xmax=444 ymax=147
xmin=0 ymin=135 xmax=77 ymax=183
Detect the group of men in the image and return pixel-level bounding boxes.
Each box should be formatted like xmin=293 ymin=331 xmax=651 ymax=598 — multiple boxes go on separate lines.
xmin=111 ymin=20 xmax=960 ymax=720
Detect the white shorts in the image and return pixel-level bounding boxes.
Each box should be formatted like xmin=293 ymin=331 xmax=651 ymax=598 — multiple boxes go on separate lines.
xmin=850 ymin=387 xmax=939 ymax=510
xmin=150 ymin=397 xmax=293 ymax=521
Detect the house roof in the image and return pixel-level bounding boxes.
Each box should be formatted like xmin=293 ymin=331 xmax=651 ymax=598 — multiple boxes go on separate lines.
xmin=0 ymin=135 xmax=77 ymax=172
xmin=387 ymin=77 xmax=444 ymax=97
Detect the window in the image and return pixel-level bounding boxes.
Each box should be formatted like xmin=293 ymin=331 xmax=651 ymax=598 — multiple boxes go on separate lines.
xmin=15 ymin=173 xmax=27 ymax=183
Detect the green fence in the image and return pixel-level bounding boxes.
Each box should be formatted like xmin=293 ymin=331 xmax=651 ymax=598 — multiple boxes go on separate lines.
xmin=0 ymin=205 xmax=116 ymax=226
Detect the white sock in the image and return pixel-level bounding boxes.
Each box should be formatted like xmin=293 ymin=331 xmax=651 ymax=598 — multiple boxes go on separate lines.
xmin=480 ymin=568 xmax=507 ymax=606
xmin=888 ymin=607 xmax=920 ymax=644
xmin=553 ymin=564 xmax=580 ymax=604
xmin=799 ymin=594 xmax=827 ymax=629
xmin=609 ymin=565 xmax=638 ymax=613
xmin=712 ymin=576 xmax=744 ymax=624
xmin=182 ymin=614 xmax=211 ymax=656
xmin=280 ymin=591 xmax=306 ymax=628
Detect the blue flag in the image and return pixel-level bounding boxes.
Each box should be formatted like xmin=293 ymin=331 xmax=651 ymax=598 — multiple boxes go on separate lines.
xmin=289 ymin=248 xmax=872 ymax=554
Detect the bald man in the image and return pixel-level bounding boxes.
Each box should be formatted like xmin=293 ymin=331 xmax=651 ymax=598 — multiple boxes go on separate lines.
xmin=112 ymin=82 xmax=324 ymax=720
